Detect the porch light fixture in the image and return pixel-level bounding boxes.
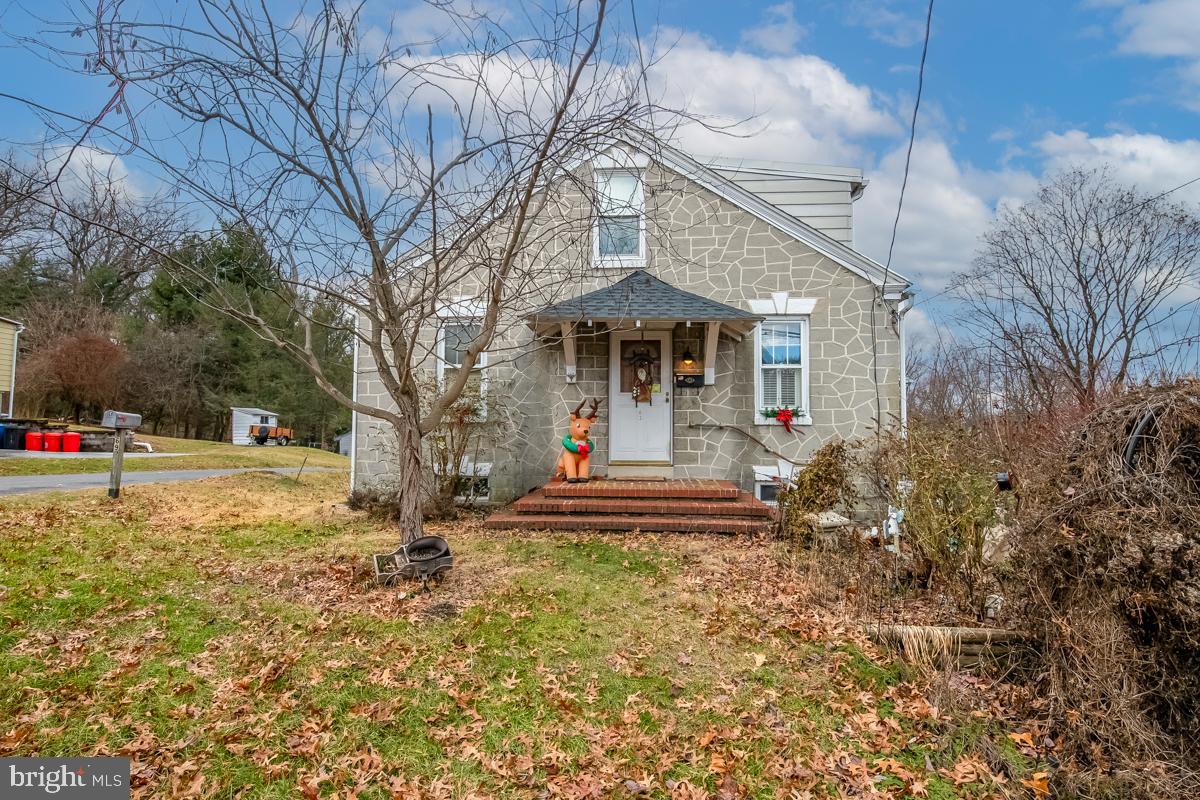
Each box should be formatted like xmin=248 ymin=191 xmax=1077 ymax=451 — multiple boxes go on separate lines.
xmin=681 ymin=349 xmax=696 ymax=368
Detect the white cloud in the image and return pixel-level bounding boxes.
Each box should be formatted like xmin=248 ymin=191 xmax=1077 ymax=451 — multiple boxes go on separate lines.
xmin=853 ymin=137 xmax=1036 ymax=292
xmin=1098 ymin=0 xmax=1200 ymax=108
xmin=902 ymin=306 xmax=946 ymax=349
xmin=843 ymin=0 xmax=928 ymax=48
xmin=44 ymin=145 xmax=146 ymax=200
xmin=1036 ymin=129 xmax=1200 ymax=204
xmin=1114 ymin=0 xmax=1200 ymax=57
xmin=640 ymin=29 xmax=1037 ymax=295
xmin=648 ymin=30 xmax=898 ymax=165
xmin=740 ymin=2 xmax=809 ymax=55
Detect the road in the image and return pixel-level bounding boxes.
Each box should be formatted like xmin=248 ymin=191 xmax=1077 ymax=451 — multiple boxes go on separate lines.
xmin=0 ymin=467 xmax=344 ymax=496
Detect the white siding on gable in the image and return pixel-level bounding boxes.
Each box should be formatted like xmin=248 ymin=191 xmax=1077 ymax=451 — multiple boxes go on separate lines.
xmin=712 ymin=167 xmax=858 ymax=245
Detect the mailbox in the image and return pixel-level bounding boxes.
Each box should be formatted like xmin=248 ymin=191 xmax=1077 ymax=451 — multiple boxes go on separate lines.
xmin=675 ymin=374 xmax=704 ymax=389
xmin=101 ymin=410 xmax=142 ymax=429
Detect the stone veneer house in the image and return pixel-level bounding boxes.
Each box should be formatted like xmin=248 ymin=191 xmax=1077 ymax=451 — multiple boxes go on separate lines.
xmin=351 ymin=140 xmax=912 ymax=507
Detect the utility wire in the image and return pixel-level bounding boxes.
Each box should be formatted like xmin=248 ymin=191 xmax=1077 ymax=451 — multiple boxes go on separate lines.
xmin=883 ymin=0 xmax=935 ymax=284
xmin=871 ymin=0 xmax=934 ymax=434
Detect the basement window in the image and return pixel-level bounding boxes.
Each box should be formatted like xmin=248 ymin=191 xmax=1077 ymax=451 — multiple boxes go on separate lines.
xmin=594 ymin=170 xmax=644 ymax=265
xmin=753 ymin=465 xmax=782 ymax=506
xmin=454 ymin=462 xmax=491 ymax=503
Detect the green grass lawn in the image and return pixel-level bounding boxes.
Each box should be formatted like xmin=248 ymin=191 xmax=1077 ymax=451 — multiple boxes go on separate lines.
xmin=0 ymin=433 xmax=348 ymax=476
xmin=0 ymin=473 xmax=1044 ymax=798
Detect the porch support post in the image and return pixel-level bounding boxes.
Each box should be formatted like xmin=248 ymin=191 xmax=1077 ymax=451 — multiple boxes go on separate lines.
xmin=704 ymin=321 xmax=720 ymax=385
xmin=560 ymin=322 xmax=577 ymax=384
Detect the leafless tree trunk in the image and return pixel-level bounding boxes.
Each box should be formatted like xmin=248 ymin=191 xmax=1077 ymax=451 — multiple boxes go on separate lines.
xmin=1 ymin=0 xmax=679 ymax=541
xmin=955 ymin=167 xmax=1200 ymax=412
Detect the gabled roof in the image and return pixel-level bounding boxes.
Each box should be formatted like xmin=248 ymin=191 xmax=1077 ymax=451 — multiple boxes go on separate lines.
xmin=530 ymin=271 xmax=762 ymax=324
xmin=231 ymin=407 xmax=278 ymax=417
xmin=618 ymin=133 xmax=912 ymax=294
xmin=697 ymin=155 xmax=868 ymax=197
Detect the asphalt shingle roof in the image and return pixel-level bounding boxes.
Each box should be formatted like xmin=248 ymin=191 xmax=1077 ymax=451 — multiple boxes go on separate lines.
xmin=530 ymin=271 xmax=761 ymax=323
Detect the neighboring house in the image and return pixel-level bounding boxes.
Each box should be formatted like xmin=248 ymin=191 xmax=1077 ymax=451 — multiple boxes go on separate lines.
xmin=334 ymin=431 xmax=352 ymax=456
xmin=229 ymin=407 xmax=279 ymax=445
xmin=0 ymin=316 xmax=24 ymax=418
xmin=352 ymin=140 xmax=912 ymax=505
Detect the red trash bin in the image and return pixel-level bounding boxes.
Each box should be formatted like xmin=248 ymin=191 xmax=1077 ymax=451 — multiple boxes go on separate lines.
xmin=63 ymin=431 xmax=82 ymax=453
xmin=44 ymin=431 xmax=63 ymax=452
xmin=25 ymin=431 xmax=43 ymax=451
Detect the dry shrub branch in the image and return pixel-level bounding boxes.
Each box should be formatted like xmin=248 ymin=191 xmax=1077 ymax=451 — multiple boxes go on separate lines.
xmin=1014 ymin=380 xmax=1200 ymax=795
xmin=774 ymin=441 xmax=856 ymax=543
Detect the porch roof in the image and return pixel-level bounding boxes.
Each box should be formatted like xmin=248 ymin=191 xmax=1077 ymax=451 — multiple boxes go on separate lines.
xmin=528 ymin=271 xmax=763 ymax=325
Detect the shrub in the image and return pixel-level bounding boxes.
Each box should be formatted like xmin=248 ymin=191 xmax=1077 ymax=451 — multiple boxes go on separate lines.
xmin=775 ymin=441 xmax=856 ymax=542
xmin=871 ymin=422 xmax=1009 ymax=611
xmin=1012 ymin=380 xmax=1200 ymax=790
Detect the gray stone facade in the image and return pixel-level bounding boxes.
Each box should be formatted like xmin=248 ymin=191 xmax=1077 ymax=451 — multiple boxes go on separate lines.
xmin=353 ymin=157 xmax=905 ymax=502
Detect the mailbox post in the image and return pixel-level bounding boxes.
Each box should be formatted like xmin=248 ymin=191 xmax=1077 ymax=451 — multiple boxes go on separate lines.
xmin=101 ymin=410 xmax=142 ymax=498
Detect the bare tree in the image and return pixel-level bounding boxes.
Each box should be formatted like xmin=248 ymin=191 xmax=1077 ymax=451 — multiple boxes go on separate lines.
xmin=3 ymin=0 xmax=674 ymax=539
xmin=907 ymin=338 xmax=996 ymax=425
xmin=0 ymin=159 xmax=40 ymax=256
xmin=39 ymin=176 xmax=178 ymax=307
xmin=956 ymin=167 xmax=1200 ymax=411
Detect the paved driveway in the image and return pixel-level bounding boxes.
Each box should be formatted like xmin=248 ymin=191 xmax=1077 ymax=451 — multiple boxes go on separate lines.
xmin=0 ymin=467 xmax=344 ymax=496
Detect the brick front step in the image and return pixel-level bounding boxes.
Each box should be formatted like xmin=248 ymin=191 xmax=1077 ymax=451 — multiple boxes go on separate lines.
xmin=483 ymin=511 xmax=771 ymax=535
xmin=542 ymin=478 xmax=739 ymax=500
xmin=512 ymin=489 xmax=772 ymax=518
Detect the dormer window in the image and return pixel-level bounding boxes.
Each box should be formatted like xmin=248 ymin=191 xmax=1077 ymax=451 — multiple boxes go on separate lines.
xmin=595 ymin=170 xmax=643 ymax=264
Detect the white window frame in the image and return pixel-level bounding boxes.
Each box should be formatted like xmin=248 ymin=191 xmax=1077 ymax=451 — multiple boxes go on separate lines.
xmin=436 ymin=318 xmax=489 ymax=420
xmin=754 ymin=316 xmax=812 ymax=426
xmin=593 ymin=168 xmax=645 ymax=268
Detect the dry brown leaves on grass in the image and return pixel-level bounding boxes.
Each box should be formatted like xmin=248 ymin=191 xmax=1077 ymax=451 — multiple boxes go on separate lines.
xmin=0 ymin=474 xmax=1047 ymax=799
xmin=209 ymin=519 xmax=527 ymax=621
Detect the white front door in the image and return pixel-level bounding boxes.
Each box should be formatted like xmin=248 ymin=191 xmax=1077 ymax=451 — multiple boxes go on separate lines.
xmin=609 ymin=331 xmax=672 ymax=463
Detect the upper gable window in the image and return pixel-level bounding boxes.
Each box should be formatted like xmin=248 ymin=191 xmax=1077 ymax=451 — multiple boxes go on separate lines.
xmin=595 ymin=170 xmax=643 ymax=263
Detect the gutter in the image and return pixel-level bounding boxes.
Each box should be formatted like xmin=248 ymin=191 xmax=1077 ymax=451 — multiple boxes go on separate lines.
xmin=897 ymin=298 xmax=913 ymax=435
xmin=349 ymin=314 xmax=360 ymax=494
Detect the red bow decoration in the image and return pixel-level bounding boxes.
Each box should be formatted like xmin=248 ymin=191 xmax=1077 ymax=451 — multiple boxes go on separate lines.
xmin=775 ymin=407 xmax=795 ymax=433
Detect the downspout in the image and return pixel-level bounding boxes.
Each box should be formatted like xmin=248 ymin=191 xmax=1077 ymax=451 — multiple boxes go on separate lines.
xmin=7 ymin=323 xmax=23 ymax=418
xmin=349 ymin=314 xmax=360 ymax=495
xmin=897 ymin=298 xmax=912 ymax=436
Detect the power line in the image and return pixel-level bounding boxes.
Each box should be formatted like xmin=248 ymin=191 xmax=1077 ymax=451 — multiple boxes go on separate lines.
xmin=871 ymin=0 xmax=933 ymax=434
xmin=883 ymin=0 xmax=935 ymax=283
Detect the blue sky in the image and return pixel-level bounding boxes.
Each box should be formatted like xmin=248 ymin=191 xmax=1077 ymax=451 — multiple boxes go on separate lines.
xmin=636 ymin=0 xmax=1200 ymax=341
xmin=3 ymin=0 xmax=1200 ymax=341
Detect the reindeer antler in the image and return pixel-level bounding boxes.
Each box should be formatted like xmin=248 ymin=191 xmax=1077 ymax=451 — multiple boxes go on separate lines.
xmin=583 ymin=398 xmax=603 ymax=419
xmin=570 ymin=399 xmax=587 ymax=417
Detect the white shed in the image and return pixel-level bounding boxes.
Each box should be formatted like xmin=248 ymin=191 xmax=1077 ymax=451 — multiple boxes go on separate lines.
xmin=334 ymin=431 xmax=352 ymax=456
xmin=230 ymin=407 xmax=279 ymax=445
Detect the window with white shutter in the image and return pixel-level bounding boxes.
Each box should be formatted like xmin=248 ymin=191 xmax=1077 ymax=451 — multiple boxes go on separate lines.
xmin=755 ymin=317 xmax=811 ymax=425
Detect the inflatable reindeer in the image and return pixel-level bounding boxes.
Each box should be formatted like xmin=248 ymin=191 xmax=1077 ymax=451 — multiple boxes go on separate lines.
xmin=555 ymin=398 xmax=603 ymax=483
